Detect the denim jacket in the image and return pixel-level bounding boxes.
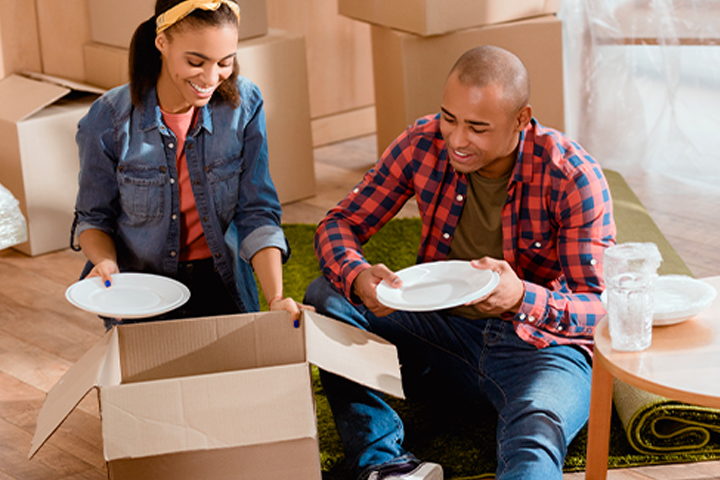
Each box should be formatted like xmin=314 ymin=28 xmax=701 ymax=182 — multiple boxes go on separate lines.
xmin=73 ymin=76 xmax=288 ymax=312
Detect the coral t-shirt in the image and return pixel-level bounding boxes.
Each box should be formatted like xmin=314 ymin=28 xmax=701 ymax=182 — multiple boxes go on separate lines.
xmin=161 ymin=108 xmax=212 ymax=261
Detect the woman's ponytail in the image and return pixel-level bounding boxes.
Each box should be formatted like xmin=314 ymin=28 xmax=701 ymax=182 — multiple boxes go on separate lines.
xmin=129 ymin=17 xmax=161 ymax=106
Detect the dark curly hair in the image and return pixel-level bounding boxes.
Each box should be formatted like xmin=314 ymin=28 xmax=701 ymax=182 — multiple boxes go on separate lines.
xmin=128 ymin=0 xmax=240 ymax=107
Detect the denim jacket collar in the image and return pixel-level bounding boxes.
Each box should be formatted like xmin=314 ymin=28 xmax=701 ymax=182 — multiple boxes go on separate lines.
xmin=138 ymin=86 xmax=214 ymax=136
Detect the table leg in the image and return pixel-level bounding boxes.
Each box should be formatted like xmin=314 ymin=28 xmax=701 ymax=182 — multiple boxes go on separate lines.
xmin=585 ymin=355 xmax=614 ymax=479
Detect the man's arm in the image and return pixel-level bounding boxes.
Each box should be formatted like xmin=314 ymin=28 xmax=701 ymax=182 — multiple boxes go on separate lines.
xmin=513 ymin=164 xmax=615 ymax=339
xmin=314 ymin=132 xmax=418 ymax=301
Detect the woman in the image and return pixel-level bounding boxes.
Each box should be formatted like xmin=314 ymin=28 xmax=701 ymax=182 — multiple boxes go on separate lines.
xmin=72 ymin=0 xmax=307 ymax=327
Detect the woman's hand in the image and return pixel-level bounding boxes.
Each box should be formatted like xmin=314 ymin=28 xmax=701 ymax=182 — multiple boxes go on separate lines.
xmin=78 ymin=228 xmax=118 ymax=287
xmin=268 ymin=295 xmax=315 ymax=326
xmin=86 ymin=258 xmax=120 ymax=288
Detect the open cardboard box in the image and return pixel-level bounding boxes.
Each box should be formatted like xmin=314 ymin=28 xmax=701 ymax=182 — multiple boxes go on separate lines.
xmin=29 ymin=310 xmax=403 ymax=479
xmin=338 ymin=0 xmax=559 ymax=36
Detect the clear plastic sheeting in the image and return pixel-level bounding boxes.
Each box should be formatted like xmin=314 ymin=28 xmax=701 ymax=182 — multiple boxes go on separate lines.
xmin=559 ymin=0 xmax=720 ymax=186
xmin=0 ymin=183 xmax=28 ymax=250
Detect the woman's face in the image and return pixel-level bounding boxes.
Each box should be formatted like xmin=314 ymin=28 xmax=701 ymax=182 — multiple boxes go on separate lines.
xmin=155 ymin=23 xmax=238 ymax=113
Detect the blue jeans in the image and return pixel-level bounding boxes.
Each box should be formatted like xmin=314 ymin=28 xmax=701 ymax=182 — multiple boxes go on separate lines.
xmin=304 ymin=276 xmax=593 ymax=480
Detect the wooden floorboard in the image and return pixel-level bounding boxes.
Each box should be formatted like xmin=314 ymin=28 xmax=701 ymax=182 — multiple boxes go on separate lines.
xmin=1 ymin=134 xmax=719 ymax=479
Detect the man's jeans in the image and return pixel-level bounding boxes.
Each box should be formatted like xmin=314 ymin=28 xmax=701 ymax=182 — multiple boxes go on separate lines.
xmin=304 ymin=276 xmax=593 ymax=480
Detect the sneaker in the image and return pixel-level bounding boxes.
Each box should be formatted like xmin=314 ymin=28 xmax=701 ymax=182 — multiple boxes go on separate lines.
xmin=367 ymin=461 xmax=443 ymax=480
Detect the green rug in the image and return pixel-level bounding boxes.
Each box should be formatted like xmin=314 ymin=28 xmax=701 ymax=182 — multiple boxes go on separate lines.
xmin=272 ymin=218 xmax=720 ymax=479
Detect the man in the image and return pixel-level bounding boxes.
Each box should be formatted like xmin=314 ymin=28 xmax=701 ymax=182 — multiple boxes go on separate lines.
xmin=305 ymin=45 xmax=615 ymax=480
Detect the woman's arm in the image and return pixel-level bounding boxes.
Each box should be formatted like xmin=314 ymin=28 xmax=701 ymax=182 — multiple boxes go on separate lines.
xmin=251 ymin=246 xmax=312 ymax=322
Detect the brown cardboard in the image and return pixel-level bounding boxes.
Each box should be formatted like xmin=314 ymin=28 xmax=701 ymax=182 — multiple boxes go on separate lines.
xmin=235 ymin=29 xmax=316 ymax=204
xmin=83 ymin=29 xmax=316 ymax=204
xmin=30 ymin=311 xmax=403 ymax=479
xmin=82 ymin=43 xmax=129 ymax=92
xmin=0 ymin=73 xmax=103 ymax=256
xmin=87 ymin=0 xmax=268 ymax=49
xmin=0 ymin=0 xmax=43 ymax=78
xmin=36 ymin=0 xmax=92 ymax=82
xmin=370 ymin=15 xmax=566 ymax=154
xmin=338 ymin=0 xmax=560 ymax=36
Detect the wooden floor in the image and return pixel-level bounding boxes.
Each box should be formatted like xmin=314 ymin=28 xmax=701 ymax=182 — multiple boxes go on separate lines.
xmin=1 ymin=134 xmax=719 ymax=479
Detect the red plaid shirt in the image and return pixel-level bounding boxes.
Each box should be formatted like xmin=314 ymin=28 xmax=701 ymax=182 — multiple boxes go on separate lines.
xmin=314 ymin=115 xmax=616 ymax=349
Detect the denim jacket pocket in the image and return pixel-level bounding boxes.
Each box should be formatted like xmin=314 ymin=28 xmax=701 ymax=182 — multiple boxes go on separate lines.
xmin=116 ymin=165 xmax=167 ymax=224
xmin=205 ymin=154 xmax=243 ymax=225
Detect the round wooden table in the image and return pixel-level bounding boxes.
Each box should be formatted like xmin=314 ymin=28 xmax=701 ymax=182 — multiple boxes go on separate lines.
xmin=585 ymin=275 xmax=720 ymax=479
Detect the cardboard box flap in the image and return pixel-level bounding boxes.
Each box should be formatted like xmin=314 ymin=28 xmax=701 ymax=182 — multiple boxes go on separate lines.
xmin=29 ymin=329 xmax=120 ymax=458
xmin=21 ymin=71 xmax=107 ymax=96
xmin=0 ymin=72 xmax=104 ymax=124
xmin=0 ymin=75 xmax=70 ymax=123
xmin=303 ymin=311 xmax=405 ymax=399
xmin=101 ymin=364 xmax=317 ymax=460
xmin=117 ymin=312 xmax=305 ymax=383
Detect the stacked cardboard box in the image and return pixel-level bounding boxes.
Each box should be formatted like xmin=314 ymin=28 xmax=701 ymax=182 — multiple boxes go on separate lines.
xmin=29 ymin=310 xmax=404 ymax=480
xmin=338 ymin=0 xmax=565 ymax=154
xmin=0 ymin=73 xmax=104 ymax=256
xmin=83 ymin=0 xmax=315 ymax=204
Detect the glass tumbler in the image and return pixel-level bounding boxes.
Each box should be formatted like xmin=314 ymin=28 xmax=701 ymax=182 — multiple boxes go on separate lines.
xmin=603 ymin=242 xmax=662 ymax=351
xmin=606 ymin=272 xmax=656 ymax=351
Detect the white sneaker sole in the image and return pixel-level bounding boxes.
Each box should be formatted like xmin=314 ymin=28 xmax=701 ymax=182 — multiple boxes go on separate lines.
xmin=399 ymin=462 xmax=444 ymax=480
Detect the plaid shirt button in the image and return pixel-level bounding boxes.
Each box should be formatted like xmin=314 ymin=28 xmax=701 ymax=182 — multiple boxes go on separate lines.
xmin=456 ymin=195 xmax=464 ymax=202
xmin=589 ymin=258 xmax=597 ymax=265
xmin=443 ymin=233 xmax=450 ymax=239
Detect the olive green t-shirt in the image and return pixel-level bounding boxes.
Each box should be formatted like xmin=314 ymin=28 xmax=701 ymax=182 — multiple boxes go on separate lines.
xmin=447 ymin=170 xmax=511 ymax=319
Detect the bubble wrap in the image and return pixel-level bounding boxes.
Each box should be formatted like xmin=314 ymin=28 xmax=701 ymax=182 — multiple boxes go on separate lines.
xmin=0 ymin=183 xmax=28 ymax=250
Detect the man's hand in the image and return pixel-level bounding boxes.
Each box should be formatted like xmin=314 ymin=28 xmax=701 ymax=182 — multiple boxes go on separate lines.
xmin=465 ymin=257 xmax=525 ymax=315
xmin=352 ymin=264 xmax=402 ymax=317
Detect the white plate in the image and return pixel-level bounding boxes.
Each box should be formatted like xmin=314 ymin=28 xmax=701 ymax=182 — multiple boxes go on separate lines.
xmin=653 ymin=275 xmax=717 ymax=326
xmin=601 ymin=275 xmax=717 ymax=326
xmin=66 ymin=273 xmax=190 ymax=319
xmin=376 ymin=260 xmax=500 ymax=312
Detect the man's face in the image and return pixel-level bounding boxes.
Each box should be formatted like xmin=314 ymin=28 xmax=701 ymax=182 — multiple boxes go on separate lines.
xmin=440 ymin=73 xmax=525 ymax=178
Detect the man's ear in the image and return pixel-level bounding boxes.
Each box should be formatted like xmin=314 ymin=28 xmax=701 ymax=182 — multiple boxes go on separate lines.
xmin=515 ymin=105 xmax=533 ymax=132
